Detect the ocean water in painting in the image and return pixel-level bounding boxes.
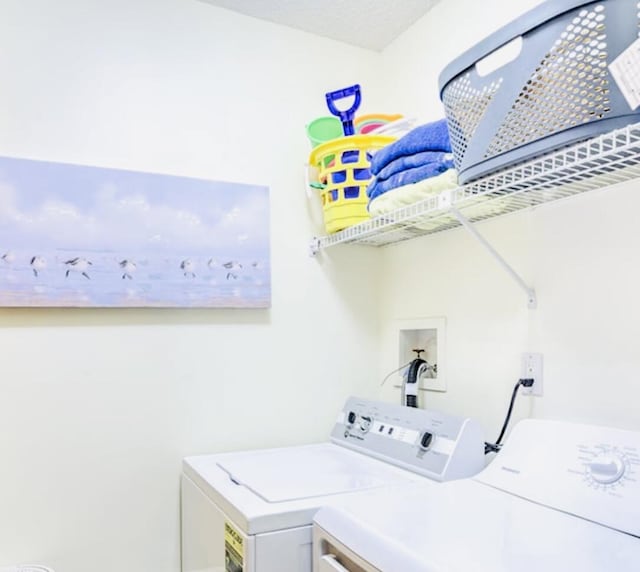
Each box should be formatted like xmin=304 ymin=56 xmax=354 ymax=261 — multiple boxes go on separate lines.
xmin=0 ymin=156 xmax=270 ymax=307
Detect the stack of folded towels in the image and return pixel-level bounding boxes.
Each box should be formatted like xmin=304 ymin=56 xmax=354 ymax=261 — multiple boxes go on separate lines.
xmin=367 ymin=118 xmax=458 ymax=216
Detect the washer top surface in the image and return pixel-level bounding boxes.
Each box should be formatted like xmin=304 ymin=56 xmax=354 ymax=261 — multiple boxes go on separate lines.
xmin=314 ymin=478 xmax=640 ymax=572
xmin=216 ymin=443 xmax=416 ymax=502
xmin=183 ymin=442 xmax=434 ymax=534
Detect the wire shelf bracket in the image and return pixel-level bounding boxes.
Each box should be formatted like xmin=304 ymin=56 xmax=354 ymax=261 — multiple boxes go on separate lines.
xmin=449 ymin=206 xmax=537 ymax=309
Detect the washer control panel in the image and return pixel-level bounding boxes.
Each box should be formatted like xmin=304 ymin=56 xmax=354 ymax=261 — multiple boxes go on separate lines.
xmin=331 ymin=396 xmax=485 ymax=481
xmin=476 ymin=419 xmax=640 ymax=537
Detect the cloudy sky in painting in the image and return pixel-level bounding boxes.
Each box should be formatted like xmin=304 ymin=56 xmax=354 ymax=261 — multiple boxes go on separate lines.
xmin=0 ymin=156 xmax=269 ymax=258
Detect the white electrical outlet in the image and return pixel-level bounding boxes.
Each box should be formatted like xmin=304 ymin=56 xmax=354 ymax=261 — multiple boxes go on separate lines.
xmin=521 ymin=353 xmax=543 ymax=396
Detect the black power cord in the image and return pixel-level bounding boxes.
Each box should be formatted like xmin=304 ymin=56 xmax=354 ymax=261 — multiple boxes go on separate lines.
xmin=484 ymin=378 xmax=534 ymax=455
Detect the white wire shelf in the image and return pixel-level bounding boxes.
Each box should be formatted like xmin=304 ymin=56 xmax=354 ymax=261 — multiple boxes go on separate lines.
xmin=310 ymin=122 xmax=640 ymax=255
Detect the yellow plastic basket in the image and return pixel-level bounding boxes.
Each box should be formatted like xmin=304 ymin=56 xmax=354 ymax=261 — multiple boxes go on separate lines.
xmin=308 ymin=134 xmax=395 ymax=234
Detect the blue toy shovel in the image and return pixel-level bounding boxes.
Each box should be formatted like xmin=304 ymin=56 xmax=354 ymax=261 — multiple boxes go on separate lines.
xmin=325 ymin=84 xmax=362 ymax=136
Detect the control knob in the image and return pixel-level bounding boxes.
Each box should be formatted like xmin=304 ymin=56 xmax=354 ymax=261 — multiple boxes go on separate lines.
xmin=588 ymin=454 xmax=626 ymax=484
xmin=420 ymin=431 xmax=433 ymax=451
xmin=346 ymin=411 xmax=357 ymax=427
xmin=358 ymin=415 xmax=372 ymax=434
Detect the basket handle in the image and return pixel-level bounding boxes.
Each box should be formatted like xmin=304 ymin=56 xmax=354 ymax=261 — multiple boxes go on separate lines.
xmin=304 ymin=164 xmax=325 ymax=197
xmin=475 ymin=36 xmax=523 ymax=77
xmin=304 ymin=164 xmax=313 ymax=197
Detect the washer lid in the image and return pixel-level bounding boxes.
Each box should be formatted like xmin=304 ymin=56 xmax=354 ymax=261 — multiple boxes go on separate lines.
xmin=217 ymin=443 xmax=414 ymax=502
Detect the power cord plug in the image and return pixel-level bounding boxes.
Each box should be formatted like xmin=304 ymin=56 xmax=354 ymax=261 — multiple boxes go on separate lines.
xmin=484 ymin=442 xmax=501 ymax=454
xmin=484 ymin=377 xmax=534 ymax=455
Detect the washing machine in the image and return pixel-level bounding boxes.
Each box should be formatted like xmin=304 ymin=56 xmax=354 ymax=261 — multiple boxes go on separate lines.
xmin=313 ymin=418 xmax=640 ymax=571
xmin=180 ymin=396 xmax=485 ymax=572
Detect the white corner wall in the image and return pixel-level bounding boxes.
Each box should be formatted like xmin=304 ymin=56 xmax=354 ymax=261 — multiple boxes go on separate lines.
xmin=377 ymin=0 xmax=640 ymax=439
xmin=0 ymin=1 xmax=385 ymax=571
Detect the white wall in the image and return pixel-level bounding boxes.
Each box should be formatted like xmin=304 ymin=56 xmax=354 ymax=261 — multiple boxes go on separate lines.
xmin=0 ymin=1 xmax=385 ymax=570
xmin=380 ymin=0 xmax=543 ymax=121
xmin=377 ymin=0 xmax=640 ymax=441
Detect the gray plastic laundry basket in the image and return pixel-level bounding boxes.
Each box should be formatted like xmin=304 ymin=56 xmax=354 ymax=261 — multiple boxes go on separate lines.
xmin=438 ymin=0 xmax=640 ymax=184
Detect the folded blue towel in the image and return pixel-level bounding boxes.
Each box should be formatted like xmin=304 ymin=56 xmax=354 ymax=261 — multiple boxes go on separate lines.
xmin=374 ymin=151 xmax=453 ymax=183
xmin=367 ymin=158 xmax=455 ymax=201
xmin=370 ymin=119 xmax=452 ymax=174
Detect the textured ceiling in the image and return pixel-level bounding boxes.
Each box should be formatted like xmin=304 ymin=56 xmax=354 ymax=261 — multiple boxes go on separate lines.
xmin=196 ymin=0 xmax=441 ymax=51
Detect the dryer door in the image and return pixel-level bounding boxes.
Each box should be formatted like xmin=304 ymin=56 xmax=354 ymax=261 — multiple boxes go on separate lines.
xmin=318 ymin=555 xmax=350 ymax=572
xmin=313 ymin=524 xmax=381 ymax=572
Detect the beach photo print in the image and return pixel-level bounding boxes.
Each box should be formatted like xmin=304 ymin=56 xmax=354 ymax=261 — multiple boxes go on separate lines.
xmin=0 ymin=156 xmax=270 ymax=308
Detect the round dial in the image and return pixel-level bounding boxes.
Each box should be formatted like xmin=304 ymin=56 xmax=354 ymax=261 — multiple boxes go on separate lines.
xmin=587 ymin=453 xmax=626 ymax=484
xmin=358 ymin=415 xmax=372 ymax=433
xmin=420 ymin=431 xmax=433 ymax=450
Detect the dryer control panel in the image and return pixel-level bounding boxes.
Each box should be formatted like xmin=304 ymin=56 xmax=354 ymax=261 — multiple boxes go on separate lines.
xmin=475 ymin=419 xmax=640 ymax=537
xmin=330 ymin=396 xmax=485 ymax=481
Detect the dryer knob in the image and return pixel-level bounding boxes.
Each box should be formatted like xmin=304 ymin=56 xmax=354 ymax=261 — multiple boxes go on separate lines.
xmin=347 ymin=411 xmax=357 ymax=426
xmin=420 ymin=431 xmax=433 ymax=450
xmin=359 ymin=415 xmax=372 ymax=433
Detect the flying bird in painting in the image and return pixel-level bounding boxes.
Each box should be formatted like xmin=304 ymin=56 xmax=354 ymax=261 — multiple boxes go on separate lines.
xmin=180 ymin=258 xmax=196 ymax=278
xmin=65 ymin=257 xmax=92 ymax=279
xmin=119 ymin=259 xmax=136 ymax=280
xmin=223 ymin=260 xmax=242 ymax=280
xmin=30 ymin=255 xmax=46 ymax=277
